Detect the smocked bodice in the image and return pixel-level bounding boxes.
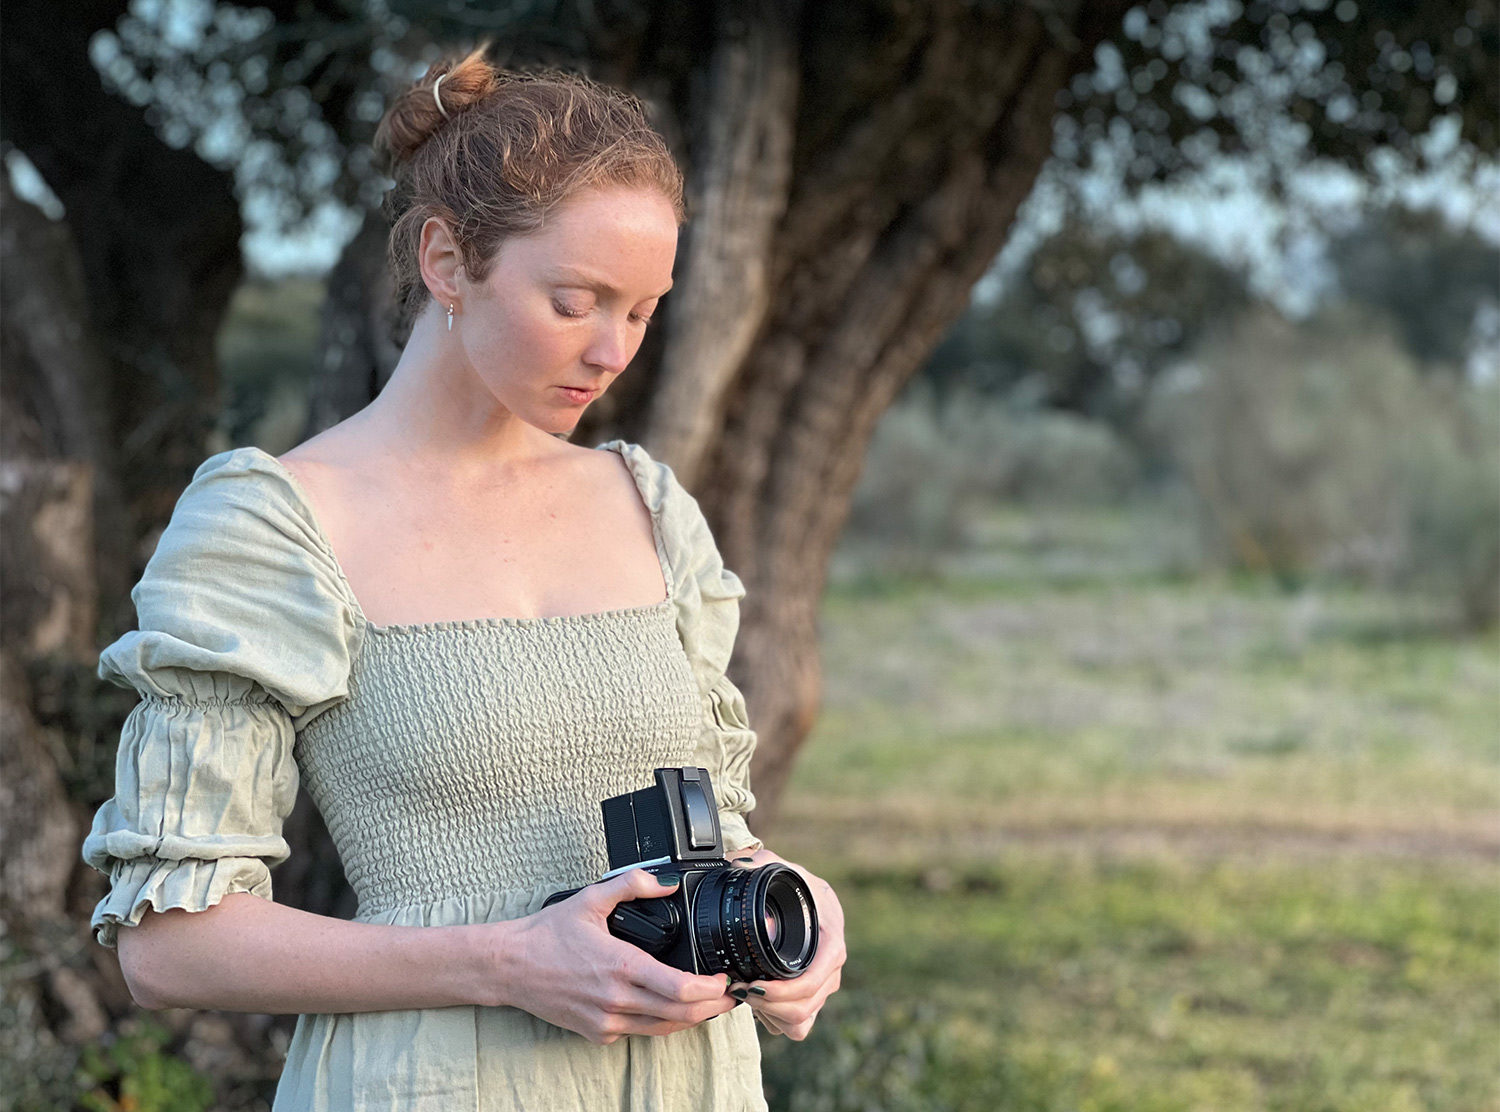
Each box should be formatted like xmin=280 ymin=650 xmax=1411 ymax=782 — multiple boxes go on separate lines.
xmin=296 ymin=604 xmax=704 ymax=916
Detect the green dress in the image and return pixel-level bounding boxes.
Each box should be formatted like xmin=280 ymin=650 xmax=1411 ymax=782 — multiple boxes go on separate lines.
xmin=81 ymin=441 xmax=769 ymax=1111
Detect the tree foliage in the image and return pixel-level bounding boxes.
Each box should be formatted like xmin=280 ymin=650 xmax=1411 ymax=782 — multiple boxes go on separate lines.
xmin=921 ymin=200 xmax=1498 ymax=425
xmin=82 ymin=1 xmax=1498 ymax=264
xmin=1055 ymin=0 xmax=1497 ymax=186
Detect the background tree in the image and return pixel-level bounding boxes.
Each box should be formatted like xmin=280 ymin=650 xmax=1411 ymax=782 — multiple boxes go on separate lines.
xmin=920 ymin=216 xmax=1257 ymax=428
xmin=917 ymin=200 xmax=1498 ymax=434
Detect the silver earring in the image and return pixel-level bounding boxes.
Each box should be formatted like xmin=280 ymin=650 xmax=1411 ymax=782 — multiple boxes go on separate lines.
xmin=447 ymin=303 xmax=455 ymax=332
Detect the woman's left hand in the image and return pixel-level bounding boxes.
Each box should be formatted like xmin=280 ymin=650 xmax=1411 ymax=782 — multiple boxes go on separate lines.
xmin=726 ymin=849 xmax=846 ymax=1041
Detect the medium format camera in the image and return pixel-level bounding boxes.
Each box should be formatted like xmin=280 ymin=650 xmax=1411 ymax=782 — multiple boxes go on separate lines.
xmin=543 ymin=767 xmax=819 ymax=982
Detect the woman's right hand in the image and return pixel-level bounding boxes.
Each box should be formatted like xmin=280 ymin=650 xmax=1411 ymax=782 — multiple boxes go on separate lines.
xmin=485 ymin=868 xmax=738 ymax=1044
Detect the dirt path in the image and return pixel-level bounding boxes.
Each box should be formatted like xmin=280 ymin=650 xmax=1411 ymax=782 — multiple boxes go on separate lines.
xmin=777 ymin=799 xmax=1500 ymax=865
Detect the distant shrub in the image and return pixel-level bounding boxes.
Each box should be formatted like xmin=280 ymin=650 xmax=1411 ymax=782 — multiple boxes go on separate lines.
xmin=759 ymin=996 xmax=944 ymax=1112
xmin=1395 ymin=385 xmax=1500 ymax=629
xmin=845 ymin=384 xmax=1140 ymax=573
xmin=1146 ymin=304 xmax=1498 ymax=628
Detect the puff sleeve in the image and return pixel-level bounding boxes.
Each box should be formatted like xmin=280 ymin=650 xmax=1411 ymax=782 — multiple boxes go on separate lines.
xmin=603 ymin=441 xmax=765 ymax=855
xmin=81 ymin=448 xmax=363 ymax=948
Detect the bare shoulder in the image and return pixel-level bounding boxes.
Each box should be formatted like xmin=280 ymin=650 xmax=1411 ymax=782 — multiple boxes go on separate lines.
xmin=569 ymin=440 xmax=645 ymax=507
xmin=273 ymin=425 xmax=371 ymax=527
xmin=531 ymin=441 xmax=652 ymax=537
xmin=276 ymin=424 xmax=357 ymax=478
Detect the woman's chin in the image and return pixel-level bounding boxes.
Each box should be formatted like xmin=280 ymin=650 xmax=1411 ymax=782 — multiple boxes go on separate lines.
xmin=529 ymin=408 xmax=584 ymax=438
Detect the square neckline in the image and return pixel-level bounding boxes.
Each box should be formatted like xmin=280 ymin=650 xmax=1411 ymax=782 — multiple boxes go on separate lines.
xmin=243 ymin=444 xmax=676 ymax=636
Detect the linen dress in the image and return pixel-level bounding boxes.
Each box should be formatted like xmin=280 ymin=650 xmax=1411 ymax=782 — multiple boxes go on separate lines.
xmin=81 ymin=440 xmax=770 ymax=1111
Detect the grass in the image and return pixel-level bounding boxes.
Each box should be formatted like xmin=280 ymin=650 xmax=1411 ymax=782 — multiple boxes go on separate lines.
xmin=761 ymin=504 xmax=1500 ymax=1112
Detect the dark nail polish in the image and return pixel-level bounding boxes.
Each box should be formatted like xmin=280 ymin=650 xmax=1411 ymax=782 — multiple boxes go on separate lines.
xmin=747 ymin=986 xmax=767 ymax=996
xmin=732 ymin=857 xmax=755 ymax=865
xmin=654 ymin=872 xmax=681 ymax=886
xmin=730 ymin=988 xmax=749 ymax=1001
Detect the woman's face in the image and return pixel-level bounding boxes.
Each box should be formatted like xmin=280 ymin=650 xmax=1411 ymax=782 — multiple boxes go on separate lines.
xmin=455 ymin=185 xmax=679 ymax=436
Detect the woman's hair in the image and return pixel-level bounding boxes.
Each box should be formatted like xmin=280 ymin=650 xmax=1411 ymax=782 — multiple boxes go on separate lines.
xmin=373 ymin=42 xmax=686 ymax=332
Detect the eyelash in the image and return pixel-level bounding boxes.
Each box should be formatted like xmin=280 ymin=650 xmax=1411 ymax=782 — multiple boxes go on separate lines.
xmin=553 ymin=301 xmax=653 ymax=325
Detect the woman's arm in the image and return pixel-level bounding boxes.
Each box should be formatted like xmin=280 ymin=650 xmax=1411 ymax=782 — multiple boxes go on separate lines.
xmin=724 ymin=847 xmax=847 ymax=1040
xmin=118 ymin=892 xmax=488 ymax=1014
xmin=117 ymin=868 xmax=736 ymax=1042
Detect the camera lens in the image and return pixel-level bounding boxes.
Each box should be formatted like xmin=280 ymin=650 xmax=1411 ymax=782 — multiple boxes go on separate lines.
xmin=692 ymin=863 xmax=819 ymax=981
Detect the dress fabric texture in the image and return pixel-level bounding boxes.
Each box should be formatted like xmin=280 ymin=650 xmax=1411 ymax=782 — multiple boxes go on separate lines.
xmin=81 ymin=440 xmax=770 ymax=1112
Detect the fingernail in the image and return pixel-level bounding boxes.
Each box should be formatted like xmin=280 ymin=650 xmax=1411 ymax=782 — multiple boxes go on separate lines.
xmin=732 ymin=857 xmax=755 ymax=865
xmin=746 ymin=986 xmax=767 ymax=996
xmin=730 ymin=988 xmax=749 ymax=1001
xmin=654 ymin=872 xmax=681 ymax=886
xmin=724 ymin=974 xmax=734 ymax=988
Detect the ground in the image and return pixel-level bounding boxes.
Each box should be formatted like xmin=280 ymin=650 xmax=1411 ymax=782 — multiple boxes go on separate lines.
xmin=759 ymin=504 xmax=1499 ymax=1112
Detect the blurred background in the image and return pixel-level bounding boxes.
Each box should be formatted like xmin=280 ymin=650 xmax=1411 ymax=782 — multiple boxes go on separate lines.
xmin=1 ymin=2 xmax=1496 ymax=1110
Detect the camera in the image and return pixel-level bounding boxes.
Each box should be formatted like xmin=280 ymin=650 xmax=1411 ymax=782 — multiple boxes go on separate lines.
xmin=543 ymin=767 xmax=819 ymax=982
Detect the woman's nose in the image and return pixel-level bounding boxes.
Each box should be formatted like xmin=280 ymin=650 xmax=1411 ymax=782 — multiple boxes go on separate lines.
xmin=585 ymin=317 xmax=635 ymax=374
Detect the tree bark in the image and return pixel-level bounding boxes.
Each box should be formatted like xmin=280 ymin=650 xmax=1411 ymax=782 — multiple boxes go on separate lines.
xmin=643 ymin=0 xmax=800 ymax=489
xmin=0 ymin=370 xmax=121 ymax=1095
xmin=1 ymin=7 xmax=263 ymax=1102
xmin=310 ymin=212 xmax=406 ymax=434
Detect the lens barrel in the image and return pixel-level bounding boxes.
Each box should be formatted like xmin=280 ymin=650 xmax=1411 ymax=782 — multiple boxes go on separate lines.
xmin=692 ymin=862 xmax=819 ymax=981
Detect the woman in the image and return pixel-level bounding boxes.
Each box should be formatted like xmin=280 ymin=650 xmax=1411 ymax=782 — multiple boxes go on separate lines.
xmin=81 ymin=44 xmax=846 ymax=1111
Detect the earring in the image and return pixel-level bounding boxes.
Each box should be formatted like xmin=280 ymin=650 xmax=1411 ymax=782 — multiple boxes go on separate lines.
xmin=447 ymin=303 xmax=455 ymax=332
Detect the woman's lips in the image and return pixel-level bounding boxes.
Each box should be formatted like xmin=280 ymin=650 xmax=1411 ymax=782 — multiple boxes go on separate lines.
xmin=557 ymin=386 xmax=597 ymax=404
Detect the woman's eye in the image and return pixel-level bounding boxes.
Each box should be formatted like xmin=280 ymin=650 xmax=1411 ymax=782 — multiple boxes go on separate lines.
xmin=554 ymin=297 xmax=652 ymax=325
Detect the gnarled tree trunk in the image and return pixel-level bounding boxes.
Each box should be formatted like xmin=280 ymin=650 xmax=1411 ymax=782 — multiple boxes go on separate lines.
xmin=311 ymin=0 xmax=1119 ymax=830
xmin=1 ymin=4 xmax=256 ymax=1101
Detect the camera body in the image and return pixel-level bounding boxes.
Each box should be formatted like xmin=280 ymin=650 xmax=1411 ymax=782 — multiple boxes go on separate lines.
xmin=543 ymin=767 xmax=818 ymax=982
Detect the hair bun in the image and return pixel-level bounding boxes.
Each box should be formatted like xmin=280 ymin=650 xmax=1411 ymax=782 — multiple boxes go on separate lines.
xmin=374 ymin=41 xmax=499 ymax=168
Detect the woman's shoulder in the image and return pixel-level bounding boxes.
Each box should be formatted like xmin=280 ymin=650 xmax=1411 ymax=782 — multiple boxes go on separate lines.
xmin=178 ymin=443 xmax=317 ymax=520
xmin=158 ymin=445 xmax=345 ymax=574
xmin=593 ymin=439 xmax=746 ymax=663
xmin=102 ymin=444 xmax=363 ymax=717
xmin=136 ymin=444 xmax=360 ymax=638
xmin=591 ymin=437 xmax=732 ymax=548
xmin=592 ymin=438 xmax=692 ymax=521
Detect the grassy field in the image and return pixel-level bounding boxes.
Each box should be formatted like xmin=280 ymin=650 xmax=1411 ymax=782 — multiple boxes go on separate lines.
xmin=759 ymin=504 xmax=1500 ymax=1112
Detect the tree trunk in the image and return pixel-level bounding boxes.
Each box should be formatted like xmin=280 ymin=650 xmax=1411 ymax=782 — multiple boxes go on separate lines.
xmin=313 ymin=0 xmax=1121 ymax=832
xmin=702 ymin=7 xmax=1105 ymax=827
xmin=644 ymin=0 xmax=800 ymax=488
xmin=0 ymin=0 xmax=244 ymax=563
xmin=0 ymin=462 xmax=115 ymax=1097
xmin=310 ymin=213 xmax=407 ymax=433
xmin=1 ymin=7 xmax=263 ymax=1103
